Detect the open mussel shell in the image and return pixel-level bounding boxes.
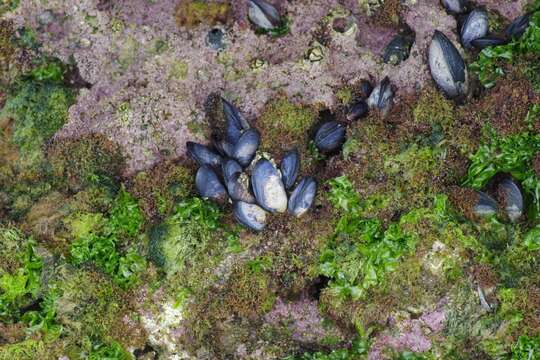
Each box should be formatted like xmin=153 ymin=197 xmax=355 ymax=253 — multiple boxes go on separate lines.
xmin=233 ymin=201 xmax=268 ymax=231
xmin=506 ymin=13 xmax=531 ymax=39
xmin=428 ymin=30 xmax=469 ymax=99
xmin=222 ymin=97 xmax=250 ymax=143
xmin=251 ymin=159 xmax=288 ymax=213
xmin=226 ymin=172 xmax=256 ymax=204
xmin=222 ymin=158 xmax=242 ymax=183
xmin=474 ymin=191 xmax=498 ymax=217
xmin=460 ymin=8 xmax=489 ymax=48
xmin=288 ymin=177 xmax=317 ymax=217
xmin=471 ymin=36 xmax=508 ymax=50
xmin=248 ymin=0 xmax=282 ymax=30
xmin=187 ymin=142 xmax=222 ymax=168
xmin=367 ymin=77 xmax=393 ymax=115
xmin=497 ymin=178 xmax=523 ymax=222
xmin=383 ymin=33 xmax=414 ymax=65
xmin=441 ymin=0 xmax=467 ymax=14
xmin=233 ymin=128 xmax=260 ymax=167
xmin=195 ymin=165 xmax=227 ymax=202
xmin=280 ymin=149 xmax=300 ymax=190
xmin=347 ymin=100 xmax=368 ymax=121
xmin=313 ymin=121 xmax=346 ymax=153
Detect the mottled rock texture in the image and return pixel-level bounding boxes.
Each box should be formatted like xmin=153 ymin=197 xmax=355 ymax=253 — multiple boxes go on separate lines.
xmin=6 ymin=0 xmax=514 ymax=173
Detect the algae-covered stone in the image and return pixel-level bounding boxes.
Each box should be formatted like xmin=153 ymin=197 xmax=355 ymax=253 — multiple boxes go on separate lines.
xmin=175 ymin=1 xmax=230 ymax=28
xmin=257 ymin=98 xmax=318 ymax=153
xmin=48 ymin=134 xmax=124 ymax=193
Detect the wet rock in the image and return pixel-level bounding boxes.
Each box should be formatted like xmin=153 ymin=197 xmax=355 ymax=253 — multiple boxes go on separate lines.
xmin=37 ymin=10 xmax=55 ymax=26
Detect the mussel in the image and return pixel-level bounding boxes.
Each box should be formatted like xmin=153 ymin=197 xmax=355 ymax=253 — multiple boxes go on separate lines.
xmin=441 ymin=0 xmax=467 ymax=14
xmin=248 ymin=0 xmax=282 ymax=31
xmin=280 ymin=149 xmax=300 ymax=190
xmin=187 ymin=142 xmax=222 ymax=168
xmin=460 ymin=8 xmax=489 ymax=49
xmin=233 ymin=201 xmax=268 ymax=231
xmin=195 ymin=165 xmax=227 ymax=202
xmin=428 ymin=30 xmax=469 ymax=99
xmin=313 ymin=121 xmax=346 ymax=153
xmin=346 ymin=100 xmax=369 ymax=121
xmin=383 ymin=33 xmax=414 ymax=65
xmin=222 ymin=158 xmax=243 ymax=182
xmin=226 ymin=172 xmax=256 ymax=204
xmin=222 ymin=97 xmax=250 ymax=143
xmin=288 ymin=177 xmax=317 ymax=217
xmin=212 ymin=135 xmax=235 ymax=158
xmin=471 ymin=36 xmax=508 ymax=50
xmin=506 ymin=13 xmax=531 ymax=39
xmin=367 ymin=77 xmax=393 ymax=115
xmin=251 ymin=159 xmax=288 ymax=213
xmin=473 ymin=191 xmax=498 ymax=217
xmin=497 ymin=178 xmax=523 ymax=222
xmin=233 ymin=128 xmax=260 ymax=167
xmin=358 ymin=79 xmax=373 ymax=99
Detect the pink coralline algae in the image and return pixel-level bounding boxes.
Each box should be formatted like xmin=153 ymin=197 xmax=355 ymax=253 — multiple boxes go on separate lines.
xmin=5 ymin=0 xmax=528 ymax=174
xmin=368 ymin=300 xmax=447 ymax=359
xmin=264 ymin=297 xmax=346 ymax=345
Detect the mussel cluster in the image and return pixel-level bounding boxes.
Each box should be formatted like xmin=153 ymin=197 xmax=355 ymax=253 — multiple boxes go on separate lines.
xmin=473 ymin=177 xmax=523 ymax=222
xmin=187 ymin=98 xmax=317 ymax=231
xmin=311 ymin=77 xmax=394 ymax=156
xmin=430 ymin=1 xmax=532 ymax=99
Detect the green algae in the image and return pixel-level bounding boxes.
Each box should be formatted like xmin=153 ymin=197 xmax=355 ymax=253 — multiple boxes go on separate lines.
xmin=48 ymin=134 xmax=124 ymax=193
xmin=69 ymin=187 xmax=146 ymax=289
xmin=1 ymin=65 xmax=75 ymax=168
xmin=471 ymin=9 xmax=540 ymax=88
xmin=0 ymin=6 xmax=539 ymax=358
xmin=413 ymin=87 xmax=455 ymax=128
xmin=169 ymin=60 xmax=189 ymax=80
xmin=130 ymin=161 xmax=193 ymax=218
xmin=50 ymin=268 xmax=146 ymax=355
xmin=0 ymin=234 xmax=41 ymax=323
xmin=148 ymin=197 xmax=221 ymax=276
xmin=257 ymin=97 xmax=319 ymax=153
xmin=174 ymin=1 xmax=230 ymax=28
xmin=319 ymin=176 xmax=431 ymax=301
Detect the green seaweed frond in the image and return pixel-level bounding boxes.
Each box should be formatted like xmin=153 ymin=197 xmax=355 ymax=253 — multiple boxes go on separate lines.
xmin=471 ymin=10 xmax=540 ymax=88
